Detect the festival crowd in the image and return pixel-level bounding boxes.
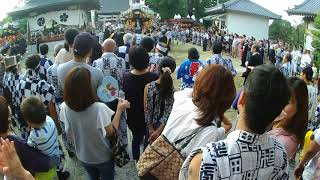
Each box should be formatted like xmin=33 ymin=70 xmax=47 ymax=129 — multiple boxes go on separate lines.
xmin=0 ymin=24 xmax=320 ymax=180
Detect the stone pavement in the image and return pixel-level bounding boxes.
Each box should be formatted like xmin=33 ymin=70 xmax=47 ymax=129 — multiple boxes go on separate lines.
xmin=62 ymin=129 xmax=140 ymax=180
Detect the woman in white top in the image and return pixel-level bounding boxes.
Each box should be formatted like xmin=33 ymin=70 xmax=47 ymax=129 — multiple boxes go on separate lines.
xmin=55 ymin=29 xmax=79 ymax=64
xmin=162 ymin=65 xmax=235 ymax=158
xmin=59 ymin=67 xmax=130 ymax=180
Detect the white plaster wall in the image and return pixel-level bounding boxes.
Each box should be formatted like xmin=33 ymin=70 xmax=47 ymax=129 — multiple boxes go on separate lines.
xmin=226 ymin=11 xmax=269 ymax=40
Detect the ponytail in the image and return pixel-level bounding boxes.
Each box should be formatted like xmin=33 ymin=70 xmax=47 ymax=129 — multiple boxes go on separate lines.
xmin=158 ymin=56 xmax=177 ymax=99
xmin=64 ymin=42 xmax=69 ymax=52
xmin=160 ymin=70 xmax=174 ymax=99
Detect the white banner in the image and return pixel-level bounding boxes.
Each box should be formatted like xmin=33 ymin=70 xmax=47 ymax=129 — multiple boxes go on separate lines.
xmin=28 ymin=9 xmax=87 ymax=31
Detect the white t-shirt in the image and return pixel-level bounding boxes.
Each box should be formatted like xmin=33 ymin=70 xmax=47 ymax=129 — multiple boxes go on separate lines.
xmin=301 ymin=54 xmax=312 ymax=69
xmin=303 ymin=129 xmax=320 ymax=180
xmin=232 ymin=38 xmax=239 ymax=47
xmin=55 ymin=48 xmax=73 ymax=64
xmin=60 ymin=102 xmax=114 ymax=164
xmin=162 ymin=88 xmax=225 ymax=158
xmin=291 ymin=50 xmax=301 ymax=64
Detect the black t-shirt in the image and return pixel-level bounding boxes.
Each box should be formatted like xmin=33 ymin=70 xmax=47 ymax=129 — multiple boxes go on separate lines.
xmin=242 ymin=44 xmax=249 ymax=61
xmin=259 ymin=48 xmax=265 ymax=58
xmin=115 ymin=32 xmax=125 ymax=47
xmin=243 ymin=53 xmax=263 ymax=78
xmin=248 ymin=53 xmax=263 ymax=67
xmin=123 ymin=72 xmax=159 ymax=135
xmin=269 ymin=49 xmax=276 ymax=59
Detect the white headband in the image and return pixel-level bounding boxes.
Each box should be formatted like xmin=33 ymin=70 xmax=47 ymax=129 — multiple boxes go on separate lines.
xmin=162 ymin=67 xmax=172 ymax=74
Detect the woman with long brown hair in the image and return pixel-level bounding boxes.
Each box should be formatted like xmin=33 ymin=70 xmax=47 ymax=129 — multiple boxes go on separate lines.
xmin=269 ymin=77 xmax=308 ymax=159
xmin=162 ymin=64 xmax=235 ymax=158
xmin=60 ymin=67 xmax=130 ymax=180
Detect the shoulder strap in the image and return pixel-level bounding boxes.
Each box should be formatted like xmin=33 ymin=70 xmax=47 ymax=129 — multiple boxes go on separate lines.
xmin=174 ymin=124 xmax=213 ymax=151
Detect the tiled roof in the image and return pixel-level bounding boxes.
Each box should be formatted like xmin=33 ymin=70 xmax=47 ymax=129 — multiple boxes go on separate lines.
xmin=9 ymin=0 xmax=100 ymax=18
xmin=287 ymin=0 xmax=320 ymax=16
xmin=98 ymin=0 xmax=129 ymax=15
xmin=205 ymin=0 xmax=281 ymax=19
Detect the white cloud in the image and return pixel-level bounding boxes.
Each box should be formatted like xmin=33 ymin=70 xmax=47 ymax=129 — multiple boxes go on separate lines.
xmin=251 ymin=0 xmax=305 ymax=25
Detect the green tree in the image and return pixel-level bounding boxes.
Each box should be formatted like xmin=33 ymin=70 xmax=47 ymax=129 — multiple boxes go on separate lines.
xmin=146 ymin=0 xmax=228 ymax=20
xmin=312 ymin=13 xmax=320 ymax=68
xmin=269 ymin=20 xmax=294 ymax=42
xmin=146 ymin=0 xmax=187 ymax=19
xmin=292 ymin=24 xmax=304 ymax=47
xmin=269 ymin=20 xmax=304 ymax=47
xmin=188 ymin=0 xmax=228 ymax=19
xmin=17 ymin=18 xmax=28 ymax=34
xmin=2 ymin=16 xmax=13 ymax=24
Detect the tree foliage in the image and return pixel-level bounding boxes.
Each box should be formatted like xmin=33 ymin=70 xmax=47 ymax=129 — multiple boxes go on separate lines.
xmin=188 ymin=0 xmax=228 ymax=19
xmin=269 ymin=20 xmax=294 ymax=42
xmin=146 ymin=0 xmax=187 ymax=19
xmin=312 ymin=13 xmax=320 ymax=67
xmin=269 ymin=19 xmax=304 ymax=46
xmin=145 ymin=0 xmax=227 ymax=20
xmin=17 ymin=18 xmax=28 ymax=34
xmin=0 ymin=16 xmax=27 ymax=35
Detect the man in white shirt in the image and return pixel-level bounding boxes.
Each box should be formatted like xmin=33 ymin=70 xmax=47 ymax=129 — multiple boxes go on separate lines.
xmin=232 ymin=35 xmax=239 ymax=58
xmin=291 ymin=47 xmax=301 ymax=75
xmin=300 ymin=49 xmax=312 ymax=70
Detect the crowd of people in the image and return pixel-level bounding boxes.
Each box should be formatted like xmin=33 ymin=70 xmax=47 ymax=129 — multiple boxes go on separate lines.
xmin=0 ymin=23 xmax=320 ymax=180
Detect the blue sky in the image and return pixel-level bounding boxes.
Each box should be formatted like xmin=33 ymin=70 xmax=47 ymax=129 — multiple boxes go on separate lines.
xmin=0 ymin=0 xmax=306 ymax=25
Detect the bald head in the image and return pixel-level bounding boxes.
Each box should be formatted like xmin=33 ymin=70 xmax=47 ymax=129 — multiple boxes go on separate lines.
xmin=102 ymin=39 xmax=116 ymax=53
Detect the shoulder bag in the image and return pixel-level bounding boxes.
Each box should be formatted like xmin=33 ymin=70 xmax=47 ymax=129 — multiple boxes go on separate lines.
xmin=136 ymin=125 xmax=210 ymax=180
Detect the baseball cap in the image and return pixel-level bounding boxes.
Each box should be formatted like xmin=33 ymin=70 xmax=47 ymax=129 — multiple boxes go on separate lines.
xmin=73 ymin=32 xmax=95 ymax=57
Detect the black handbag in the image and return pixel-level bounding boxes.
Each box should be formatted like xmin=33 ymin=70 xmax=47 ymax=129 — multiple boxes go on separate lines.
xmin=110 ymin=125 xmax=130 ymax=167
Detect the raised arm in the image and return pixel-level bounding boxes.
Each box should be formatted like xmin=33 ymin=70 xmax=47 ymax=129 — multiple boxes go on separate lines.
xmin=0 ymin=138 xmax=35 ymax=180
xmin=294 ymin=135 xmax=320 ymax=179
xmin=187 ymin=153 xmax=203 ymax=180
xmin=105 ymin=100 xmax=130 ymax=137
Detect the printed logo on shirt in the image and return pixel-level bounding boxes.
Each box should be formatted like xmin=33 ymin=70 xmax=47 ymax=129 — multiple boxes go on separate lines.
xmin=189 ymin=62 xmax=201 ymax=77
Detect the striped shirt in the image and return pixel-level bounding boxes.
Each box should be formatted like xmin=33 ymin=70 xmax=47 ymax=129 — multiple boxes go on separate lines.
xmin=27 ymin=116 xmax=60 ymax=157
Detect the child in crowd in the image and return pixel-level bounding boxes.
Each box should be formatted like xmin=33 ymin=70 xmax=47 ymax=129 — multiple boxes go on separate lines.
xmin=39 ymin=44 xmax=53 ymax=80
xmin=20 ymin=96 xmax=60 ymax=178
xmin=21 ymin=96 xmax=60 ymax=158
